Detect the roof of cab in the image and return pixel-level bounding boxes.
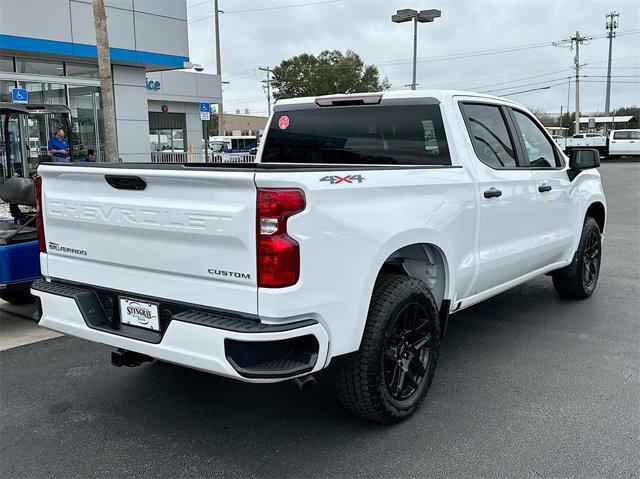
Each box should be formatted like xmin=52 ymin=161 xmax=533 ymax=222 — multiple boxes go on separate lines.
xmin=274 ymin=89 xmax=523 ymax=109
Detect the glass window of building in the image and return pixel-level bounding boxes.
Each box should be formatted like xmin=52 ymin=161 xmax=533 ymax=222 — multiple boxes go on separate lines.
xmin=149 ymin=112 xmax=186 ymax=153
xmin=66 ymin=63 xmax=99 ymax=79
xmin=1 ymin=80 xmax=16 ymax=102
xmin=19 ymin=82 xmax=67 ymax=105
xmin=150 ymin=128 xmax=185 ymax=152
xmin=172 ymin=129 xmax=184 ymax=151
xmin=16 ymin=57 xmax=64 ymax=76
xmin=0 ymin=55 xmax=15 ymax=72
xmin=69 ymin=85 xmax=103 ymax=160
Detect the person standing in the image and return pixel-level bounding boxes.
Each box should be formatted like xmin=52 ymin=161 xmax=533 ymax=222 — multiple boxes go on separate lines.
xmin=48 ymin=129 xmax=70 ymax=162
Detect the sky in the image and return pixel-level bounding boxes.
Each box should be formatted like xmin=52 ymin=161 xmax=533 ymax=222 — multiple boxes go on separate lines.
xmin=185 ymin=0 xmax=640 ymax=118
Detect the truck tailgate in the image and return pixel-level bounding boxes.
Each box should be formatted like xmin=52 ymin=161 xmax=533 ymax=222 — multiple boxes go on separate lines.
xmin=38 ymin=165 xmax=258 ymax=314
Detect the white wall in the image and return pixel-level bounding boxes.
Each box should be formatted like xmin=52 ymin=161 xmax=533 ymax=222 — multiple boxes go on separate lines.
xmin=113 ymin=65 xmax=150 ymax=162
xmin=145 ymin=71 xmax=222 ymax=104
xmin=0 ymin=0 xmax=189 ymax=69
xmin=145 ymin=71 xmax=222 ymax=154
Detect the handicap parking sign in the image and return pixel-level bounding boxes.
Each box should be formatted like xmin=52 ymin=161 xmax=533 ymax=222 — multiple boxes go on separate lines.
xmin=12 ymin=88 xmax=28 ymax=103
xmin=200 ymin=102 xmax=211 ymax=120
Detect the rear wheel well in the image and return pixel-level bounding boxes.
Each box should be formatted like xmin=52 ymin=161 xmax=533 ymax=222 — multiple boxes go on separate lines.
xmin=586 ymin=202 xmax=605 ymax=233
xmin=377 ymin=243 xmax=447 ymax=310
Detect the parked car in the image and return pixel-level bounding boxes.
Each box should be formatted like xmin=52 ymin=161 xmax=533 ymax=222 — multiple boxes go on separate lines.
xmin=608 ymin=129 xmax=640 ymax=158
xmin=32 ymin=90 xmax=606 ymax=423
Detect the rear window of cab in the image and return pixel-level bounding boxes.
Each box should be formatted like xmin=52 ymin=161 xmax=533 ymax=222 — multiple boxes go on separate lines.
xmin=262 ymin=105 xmax=451 ymax=166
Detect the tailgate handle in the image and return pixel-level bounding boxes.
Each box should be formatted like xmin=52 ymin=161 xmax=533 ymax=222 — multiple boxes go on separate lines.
xmin=105 ymin=175 xmax=146 ymax=191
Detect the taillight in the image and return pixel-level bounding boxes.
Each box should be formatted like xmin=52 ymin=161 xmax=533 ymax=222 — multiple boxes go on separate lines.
xmin=256 ymin=188 xmax=305 ymax=288
xmin=34 ymin=176 xmax=46 ymax=253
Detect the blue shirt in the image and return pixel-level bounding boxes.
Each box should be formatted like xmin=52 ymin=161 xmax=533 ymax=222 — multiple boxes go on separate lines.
xmin=48 ymin=136 xmax=69 ymax=158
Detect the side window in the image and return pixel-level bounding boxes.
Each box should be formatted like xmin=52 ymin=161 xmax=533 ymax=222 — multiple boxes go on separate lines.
xmin=631 ymin=131 xmax=640 ymax=139
xmin=461 ymin=103 xmax=518 ymax=168
xmin=613 ymin=131 xmax=630 ymax=140
xmin=511 ymin=110 xmax=561 ymax=168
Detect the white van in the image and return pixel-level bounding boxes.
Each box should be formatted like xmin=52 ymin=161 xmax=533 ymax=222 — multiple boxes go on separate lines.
xmin=608 ymin=129 xmax=640 ymax=158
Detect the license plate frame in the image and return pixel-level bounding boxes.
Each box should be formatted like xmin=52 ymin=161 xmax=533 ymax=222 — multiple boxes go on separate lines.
xmin=119 ymin=296 xmax=160 ymax=331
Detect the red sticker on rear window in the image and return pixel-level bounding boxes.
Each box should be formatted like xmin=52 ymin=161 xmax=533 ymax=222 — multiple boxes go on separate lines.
xmin=278 ymin=115 xmax=290 ymax=130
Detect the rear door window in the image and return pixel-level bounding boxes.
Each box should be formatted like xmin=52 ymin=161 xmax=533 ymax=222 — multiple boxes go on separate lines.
xmin=460 ymin=103 xmax=518 ymax=168
xmin=613 ymin=131 xmax=631 ymax=140
xmin=261 ymin=105 xmax=451 ymax=165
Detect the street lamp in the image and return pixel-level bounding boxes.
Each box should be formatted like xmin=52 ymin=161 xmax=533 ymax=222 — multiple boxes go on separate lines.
xmin=392 ymin=8 xmax=441 ymax=90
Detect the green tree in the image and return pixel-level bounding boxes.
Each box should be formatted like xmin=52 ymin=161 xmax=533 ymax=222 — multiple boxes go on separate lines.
xmin=271 ymin=50 xmax=389 ymax=100
xmin=529 ymin=107 xmax=558 ymax=127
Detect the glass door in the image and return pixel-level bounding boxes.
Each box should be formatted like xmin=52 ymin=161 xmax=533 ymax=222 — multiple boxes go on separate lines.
xmin=69 ymin=85 xmax=103 ymax=161
xmin=5 ymin=114 xmax=26 ymax=178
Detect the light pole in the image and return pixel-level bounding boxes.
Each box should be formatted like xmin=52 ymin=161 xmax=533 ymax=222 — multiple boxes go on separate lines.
xmin=392 ymin=8 xmax=441 ymax=90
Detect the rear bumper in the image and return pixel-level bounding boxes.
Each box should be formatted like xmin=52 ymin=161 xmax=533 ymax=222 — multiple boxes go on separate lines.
xmin=31 ymin=279 xmax=329 ymax=383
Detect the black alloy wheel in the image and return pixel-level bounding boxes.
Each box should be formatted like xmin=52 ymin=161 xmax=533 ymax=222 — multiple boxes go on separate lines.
xmin=383 ymin=302 xmax=434 ymax=401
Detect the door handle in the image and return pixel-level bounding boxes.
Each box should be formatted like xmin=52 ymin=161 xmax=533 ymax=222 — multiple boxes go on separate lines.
xmin=105 ymin=175 xmax=147 ymax=190
xmin=538 ymin=184 xmax=552 ymax=193
xmin=483 ymin=187 xmax=502 ymax=198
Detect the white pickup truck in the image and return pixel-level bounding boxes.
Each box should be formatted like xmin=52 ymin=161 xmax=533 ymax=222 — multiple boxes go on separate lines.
xmin=32 ymin=90 xmax=606 ymax=423
xmin=560 ymin=130 xmax=640 ymax=158
xmin=564 ymin=133 xmax=608 ymax=156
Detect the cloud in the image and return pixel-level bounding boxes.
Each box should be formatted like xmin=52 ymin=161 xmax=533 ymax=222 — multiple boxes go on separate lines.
xmin=187 ymin=0 xmax=640 ymax=116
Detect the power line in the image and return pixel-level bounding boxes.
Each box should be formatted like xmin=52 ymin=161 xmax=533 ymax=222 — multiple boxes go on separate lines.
xmin=501 ymin=83 xmax=567 ymax=97
xmin=375 ymin=29 xmax=640 ymax=68
xmin=188 ymin=0 xmax=341 ymax=22
xmin=464 ymin=68 xmax=573 ymax=91
xmin=224 ymin=0 xmax=341 ymax=14
xmin=187 ymin=0 xmax=212 ymax=9
xmin=481 ymin=76 xmax=572 ymax=94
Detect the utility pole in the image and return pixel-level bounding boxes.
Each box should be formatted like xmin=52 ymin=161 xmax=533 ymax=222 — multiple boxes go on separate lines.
xmin=566 ymin=77 xmax=571 ymax=133
xmin=559 ymin=105 xmax=563 ymax=130
xmin=572 ymin=31 xmax=589 ymax=134
xmin=555 ymin=31 xmax=589 ymax=134
xmin=259 ymin=67 xmax=273 ymax=116
xmin=92 ymin=0 xmax=118 ymax=162
xmin=214 ymin=0 xmax=224 ymax=136
xmin=604 ymin=12 xmax=619 ymax=121
xmin=411 ymin=17 xmax=418 ymax=90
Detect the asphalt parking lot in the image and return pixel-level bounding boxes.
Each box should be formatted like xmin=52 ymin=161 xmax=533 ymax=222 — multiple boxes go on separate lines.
xmin=1 ymin=161 xmax=638 ymax=478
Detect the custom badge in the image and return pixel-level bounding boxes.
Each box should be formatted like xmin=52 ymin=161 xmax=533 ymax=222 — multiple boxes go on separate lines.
xmin=278 ymin=115 xmax=290 ymax=130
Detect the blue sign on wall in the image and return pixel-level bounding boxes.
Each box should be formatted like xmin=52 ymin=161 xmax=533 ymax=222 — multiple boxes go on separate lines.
xmin=199 ymin=102 xmax=211 ymax=113
xmin=11 ymin=88 xmax=28 ymax=103
xmin=146 ymin=80 xmax=161 ymax=91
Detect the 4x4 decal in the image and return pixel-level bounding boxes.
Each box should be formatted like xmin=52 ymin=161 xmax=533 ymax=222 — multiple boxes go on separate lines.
xmin=320 ymin=174 xmax=365 ymax=185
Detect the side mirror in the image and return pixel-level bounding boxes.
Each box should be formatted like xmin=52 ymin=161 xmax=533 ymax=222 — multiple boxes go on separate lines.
xmin=569 ymin=148 xmax=601 ymax=171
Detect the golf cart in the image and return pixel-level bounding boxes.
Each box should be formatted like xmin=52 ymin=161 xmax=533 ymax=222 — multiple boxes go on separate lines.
xmin=0 ymin=102 xmax=73 ymax=304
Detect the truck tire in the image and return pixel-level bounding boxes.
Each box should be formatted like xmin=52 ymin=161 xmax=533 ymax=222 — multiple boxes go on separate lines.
xmin=333 ymin=273 xmax=440 ymax=423
xmin=552 ymin=217 xmax=602 ymax=299
xmin=0 ymin=290 xmax=34 ymax=305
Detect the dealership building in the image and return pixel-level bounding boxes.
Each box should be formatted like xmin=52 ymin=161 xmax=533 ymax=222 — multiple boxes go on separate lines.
xmin=0 ymin=0 xmax=221 ymax=163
